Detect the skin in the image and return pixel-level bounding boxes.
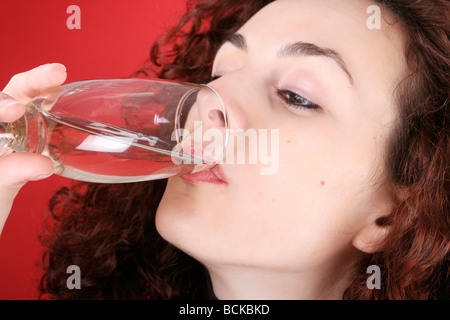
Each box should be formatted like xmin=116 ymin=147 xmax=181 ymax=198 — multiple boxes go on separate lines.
xmin=0 ymin=0 xmax=407 ymax=300
xmin=0 ymin=64 xmax=66 ymax=235
xmin=156 ymin=0 xmax=406 ymax=299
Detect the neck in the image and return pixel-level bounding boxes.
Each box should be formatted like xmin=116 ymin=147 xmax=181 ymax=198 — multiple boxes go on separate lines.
xmin=205 ymin=262 xmax=352 ymax=300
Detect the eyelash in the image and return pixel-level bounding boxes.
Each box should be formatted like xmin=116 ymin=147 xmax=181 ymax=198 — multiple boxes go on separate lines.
xmin=276 ymin=89 xmax=321 ymax=113
xmin=207 ymin=75 xmax=321 ymax=113
xmin=205 ymin=75 xmax=222 ymax=83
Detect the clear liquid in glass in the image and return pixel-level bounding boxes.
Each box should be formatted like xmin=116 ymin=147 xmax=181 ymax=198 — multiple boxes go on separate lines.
xmin=0 ymin=79 xmax=224 ymax=183
xmin=41 ymin=113 xmax=198 ymax=183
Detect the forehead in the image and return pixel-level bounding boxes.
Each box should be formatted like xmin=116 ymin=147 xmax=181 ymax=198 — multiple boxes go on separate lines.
xmin=241 ymin=0 xmax=399 ymax=43
xmin=237 ymin=0 xmax=406 ymax=94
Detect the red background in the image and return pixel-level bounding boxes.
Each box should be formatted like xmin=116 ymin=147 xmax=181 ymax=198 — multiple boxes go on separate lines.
xmin=0 ymin=0 xmax=185 ymax=299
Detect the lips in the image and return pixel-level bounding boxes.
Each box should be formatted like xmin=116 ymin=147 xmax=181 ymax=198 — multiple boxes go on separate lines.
xmin=180 ymin=164 xmax=228 ymax=185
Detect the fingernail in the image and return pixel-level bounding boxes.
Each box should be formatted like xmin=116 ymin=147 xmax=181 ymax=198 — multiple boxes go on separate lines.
xmin=51 ymin=63 xmax=67 ymax=72
xmin=28 ymin=172 xmax=54 ymax=181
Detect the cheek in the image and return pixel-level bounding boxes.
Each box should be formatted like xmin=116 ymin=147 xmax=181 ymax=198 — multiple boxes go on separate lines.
xmin=155 ymin=124 xmax=386 ymax=269
xmin=258 ymin=132 xmax=381 ymax=253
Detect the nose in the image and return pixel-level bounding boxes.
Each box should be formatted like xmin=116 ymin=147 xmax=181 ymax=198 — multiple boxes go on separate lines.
xmin=195 ymin=85 xmax=228 ymax=133
xmin=205 ymin=73 xmax=252 ymax=132
xmin=176 ymin=85 xmax=228 ymax=133
xmin=175 ymin=84 xmax=229 ymax=163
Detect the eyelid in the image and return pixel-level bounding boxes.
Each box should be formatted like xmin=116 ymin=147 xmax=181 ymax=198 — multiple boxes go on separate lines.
xmin=206 ymin=75 xmax=222 ymax=83
xmin=276 ymin=81 xmax=317 ymax=103
xmin=275 ymin=88 xmax=322 ymax=113
xmin=214 ymin=64 xmax=240 ymax=77
xmin=212 ymin=50 xmax=246 ymax=77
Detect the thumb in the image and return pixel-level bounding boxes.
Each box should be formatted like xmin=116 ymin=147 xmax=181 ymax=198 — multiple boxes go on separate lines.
xmin=0 ymin=152 xmax=53 ymax=235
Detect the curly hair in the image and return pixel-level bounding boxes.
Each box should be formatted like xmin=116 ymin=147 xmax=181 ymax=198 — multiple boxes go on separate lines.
xmin=39 ymin=0 xmax=449 ymax=299
xmin=343 ymin=0 xmax=450 ymax=299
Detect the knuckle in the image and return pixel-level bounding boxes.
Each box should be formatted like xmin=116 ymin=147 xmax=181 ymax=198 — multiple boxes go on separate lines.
xmin=9 ymin=72 xmax=25 ymax=85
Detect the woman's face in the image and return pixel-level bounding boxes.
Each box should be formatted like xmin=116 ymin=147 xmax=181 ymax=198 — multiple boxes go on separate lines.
xmin=156 ymin=0 xmax=404 ymax=282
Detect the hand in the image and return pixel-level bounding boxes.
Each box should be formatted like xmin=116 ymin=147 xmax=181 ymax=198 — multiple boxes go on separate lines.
xmin=0 ymin=63 xmax=67 ymax=235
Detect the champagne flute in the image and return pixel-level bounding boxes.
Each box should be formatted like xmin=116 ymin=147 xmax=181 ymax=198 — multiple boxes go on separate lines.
xmin=0 ymin=78 xmax=228 ymax=183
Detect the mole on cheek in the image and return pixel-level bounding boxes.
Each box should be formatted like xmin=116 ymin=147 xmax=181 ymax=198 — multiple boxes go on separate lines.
xmin=320 ymin=180 xmax=325 ymax=187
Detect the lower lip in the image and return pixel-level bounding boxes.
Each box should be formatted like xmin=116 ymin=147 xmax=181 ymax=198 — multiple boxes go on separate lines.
xmin=180 ymin=166 xmax=228 ymax=185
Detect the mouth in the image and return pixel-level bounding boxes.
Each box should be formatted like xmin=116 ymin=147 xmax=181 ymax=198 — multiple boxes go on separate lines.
xmin=180 ymin=164 xmax=228 ymax=185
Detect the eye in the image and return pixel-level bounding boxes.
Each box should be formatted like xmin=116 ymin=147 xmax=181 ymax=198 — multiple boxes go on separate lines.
xmin=276 ymin=89 xmax=321 ymax=113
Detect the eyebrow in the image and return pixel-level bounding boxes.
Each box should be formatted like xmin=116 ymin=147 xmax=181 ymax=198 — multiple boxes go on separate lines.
xmin=222 ymin=33 xmax=354 ymax=85
xmin=223 ymin=33 xmax=247 ymax=50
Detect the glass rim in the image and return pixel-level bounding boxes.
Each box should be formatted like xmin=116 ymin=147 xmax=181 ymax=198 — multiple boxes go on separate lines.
xmin=174 ymin=83 xmax=229 ymax=148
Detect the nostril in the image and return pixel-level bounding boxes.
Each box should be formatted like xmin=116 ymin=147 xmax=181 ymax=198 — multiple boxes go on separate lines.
xmin=208 ymin=109 xmax=225 ymax=125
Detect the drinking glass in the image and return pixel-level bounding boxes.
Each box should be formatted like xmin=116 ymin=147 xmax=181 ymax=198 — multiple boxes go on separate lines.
xmin=0 ymin=78 xmax=229 ymax=183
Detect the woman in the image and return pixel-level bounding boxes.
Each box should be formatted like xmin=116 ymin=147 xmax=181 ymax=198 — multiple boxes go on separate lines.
xmin=0 ymin=0 xmax=448 ymax=299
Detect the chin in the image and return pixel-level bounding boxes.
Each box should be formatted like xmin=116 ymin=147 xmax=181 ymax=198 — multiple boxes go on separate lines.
xmin=155 ymin=180 xmax=205 ymax=255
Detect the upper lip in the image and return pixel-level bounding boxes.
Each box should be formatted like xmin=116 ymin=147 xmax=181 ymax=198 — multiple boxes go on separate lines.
xmin=180 ymin=164 xmax=228 ymax=185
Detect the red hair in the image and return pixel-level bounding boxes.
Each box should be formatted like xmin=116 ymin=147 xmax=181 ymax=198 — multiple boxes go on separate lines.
xmin=40 ymin=0 xmax=449 ymax=299
xmin=344 ymin=0 xmax=450 ymax=299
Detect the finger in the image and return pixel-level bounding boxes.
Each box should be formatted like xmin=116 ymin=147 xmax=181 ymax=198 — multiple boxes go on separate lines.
xmin=0 ymin=152 xmax=53 ymax=235
xmin=0 ymin=93 xmax=25 ymax=122
xmin=0 ymin=152 xmax=54 ymax=189
xmin=3 ymin=63 xmax=67 ymax=104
